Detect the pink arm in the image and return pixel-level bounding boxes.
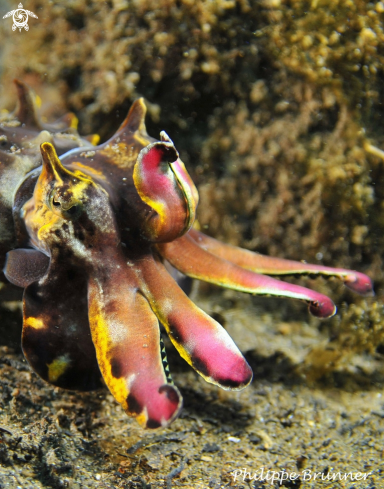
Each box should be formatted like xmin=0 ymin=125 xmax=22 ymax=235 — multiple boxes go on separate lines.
xmin=136 ymin=255 xmax=253 ymax=390
xmin=189 ymin=229 xmax=373 ymax=296
xmin=157 ymin=234 xmax=337 ymax=318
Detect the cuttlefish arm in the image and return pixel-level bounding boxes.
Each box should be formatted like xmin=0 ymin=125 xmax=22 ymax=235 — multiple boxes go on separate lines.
xmin=136 ymin=254 xmax=253 ymax=389
xmin=133 ymin=136 xmax=197 ymax=242
xmin=106 ymin=99 xmax=198 ymax=242
xmin=3 ymin=246 xmax=101 ymax=391
xmin=21 ymin=142 xmax=181 ymax=427
xmin=4 ymin=248 xmax=49 ymax=288
xmin=88 ymin=254 xmax=182 ymax=428
xmin=22 ymin=261 xmax=102 ymax=391
xmin=157 ymin=235 xmax=337 ymax=318
xmin=189 ymin=229 xmax=373 ymax=296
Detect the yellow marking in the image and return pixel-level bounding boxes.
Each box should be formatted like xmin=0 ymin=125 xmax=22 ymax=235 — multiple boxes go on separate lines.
xmin=24 ymin=317 xmax=45 ymax=330
xmin=135 ymin=411 xmax=148 ymax=427
xmin=147 ymin=295 xmax=204 ymax=380
xmin=131 ymin=98 xmax=147 ymax=134
xmin=40 ymin=143 xmax=94 ymax=186
xmin=88 ymin=287 xmax=129 ymax=411
xmin=47 ymin=355 xmax=71 ymax=383
xmin=90 ymin=134 xmax=100 ymax=145
xmin=68 ymin=179 xmax=89 ymax=201
xmin=70 ymin=114 xmax=78 ymax=130
xmin=144 ymin=276 xmax=242 ymax=390
xmin=23 ymin=144 xmax=100 ymax=249
xmin=72 ymin=162 xmax=105 ymax=178
xmin=100 ymin=142 xmax=139 ymax=169
xmin=139 ymin=192 xmax=167 ymax=229
xmin=174 ymin=158 xmax=199 ymax=205
xmin=133 ymin=133 xmax=150 ymax=147
xmin=35 ymin=95 xmax=42 ymax=108
xmin=37 ymin=220 xmax=56 ymax=241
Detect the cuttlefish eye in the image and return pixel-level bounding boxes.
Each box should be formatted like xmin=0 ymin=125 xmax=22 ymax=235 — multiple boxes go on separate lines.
xmin=49 ymin=189 xmax=83 ymax=219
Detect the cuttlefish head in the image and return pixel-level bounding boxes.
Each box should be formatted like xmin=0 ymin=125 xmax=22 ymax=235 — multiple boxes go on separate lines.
xmin=22 ymin=142 xmax=118 ymax=261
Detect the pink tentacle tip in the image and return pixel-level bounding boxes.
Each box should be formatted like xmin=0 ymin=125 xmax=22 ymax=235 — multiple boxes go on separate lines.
xmin=344 ymin=272 xmax=374 ymax=296
xmin=309 ymin=298 xmax=337 ymax=319
xmin=217 ymin=358 xmax=253 ymax=390
xmin=230 ymin=361 xmax=253 ymax=389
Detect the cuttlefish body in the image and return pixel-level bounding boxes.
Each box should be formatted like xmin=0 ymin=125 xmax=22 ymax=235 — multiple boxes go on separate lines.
xmin=2 ymin=81 xmax=373 ymax=428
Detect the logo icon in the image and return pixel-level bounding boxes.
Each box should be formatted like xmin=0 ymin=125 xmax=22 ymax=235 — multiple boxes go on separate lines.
xmin=3 ymin=3 xmax=38 ymax=32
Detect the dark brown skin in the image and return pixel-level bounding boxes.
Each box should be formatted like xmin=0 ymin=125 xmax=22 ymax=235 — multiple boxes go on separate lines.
xmin=22 ymin=262 xmax=102 ymax=391
xmin=61 ymin=98 xmax=157 ymax=249
xmin=0 ymin=80 xmax=94 ymax=155
xmin=0 ymin=81 xmax=96 ymax=272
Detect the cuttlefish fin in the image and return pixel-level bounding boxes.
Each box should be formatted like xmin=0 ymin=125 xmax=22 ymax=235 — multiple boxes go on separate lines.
xmin=4 ymin=248 xmax=49 ymax=288
xmin=133 ymin=141 xmax=196 ymax=242
xmin=110 ymin=98 xmax=149 ymax=143
xmin=22 ymin=262 xmax=102 ymax=391
xmin=189 ymin=229 xmax=374 ymax=296
xmin=157 ymin=235 xmax=337 ymax=319
xmin=43 ymin=112 xmax=79 ymax=132
xmin=59 ymin=112 xmax=79 ymax=130
xmin=87 ymin=261 xmax=182 ymax=428
xmin=14 ymin=79 xmax=41 ymax=129
xmin=136 ymin=255 xmax=253 ymax=390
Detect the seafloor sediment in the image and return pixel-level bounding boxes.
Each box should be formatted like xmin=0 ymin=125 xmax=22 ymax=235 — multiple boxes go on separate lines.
xmin=0 ymin=291 xmax=383 ymax=488
xmin=0 ymin=0 xmax=384 ymax=487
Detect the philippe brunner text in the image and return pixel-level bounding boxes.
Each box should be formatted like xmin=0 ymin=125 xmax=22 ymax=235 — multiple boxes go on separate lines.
xmin=231 ymin=467 xmax=373 ymax=485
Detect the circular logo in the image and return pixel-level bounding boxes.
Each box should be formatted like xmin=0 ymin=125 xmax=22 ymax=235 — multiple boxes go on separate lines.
xmin=12 ymin=8 xmax=29 ymax=31
xmin=3 ymin=3 xmax=38 ymax=32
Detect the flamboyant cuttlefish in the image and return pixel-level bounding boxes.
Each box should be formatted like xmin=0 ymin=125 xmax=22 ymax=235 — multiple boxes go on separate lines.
xmin=0 ymin=81 xmax=373 ymax=428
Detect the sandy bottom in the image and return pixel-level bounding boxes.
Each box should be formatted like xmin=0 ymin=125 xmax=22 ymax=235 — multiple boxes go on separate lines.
xmin=0 ymin=286 xmax=382 ymax=488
